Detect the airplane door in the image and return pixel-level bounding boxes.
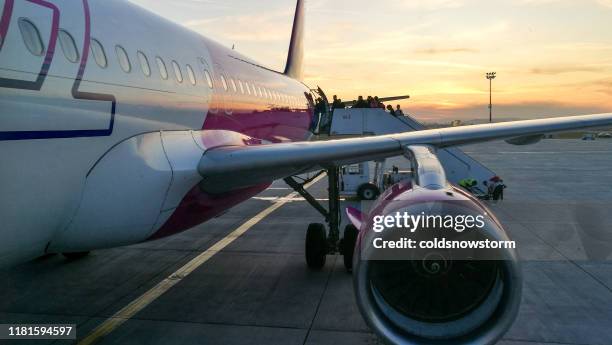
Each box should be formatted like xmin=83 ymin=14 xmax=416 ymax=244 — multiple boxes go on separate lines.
xmin=0 ymin=0 xmax=115 ymax=140
xmin=0 ymin=0 xmax=56 ymax=88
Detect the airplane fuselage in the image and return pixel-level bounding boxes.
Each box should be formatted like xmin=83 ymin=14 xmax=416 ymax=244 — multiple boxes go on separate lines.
xmin=0 ymin=0 xmax=313 ymax=266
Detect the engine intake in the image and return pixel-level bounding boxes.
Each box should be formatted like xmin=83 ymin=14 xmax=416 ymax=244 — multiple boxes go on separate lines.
xmin=352 ymin=188 xmax=522 ymax=345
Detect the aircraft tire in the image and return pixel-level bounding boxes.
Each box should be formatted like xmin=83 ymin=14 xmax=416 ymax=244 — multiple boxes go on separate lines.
xmin=342 ymin=225 xmax=358 ymax=272
xmin=306 ymin=223 xmax=327 ymax=269
xmin=357 ymin=183 xmax=380 ymax=201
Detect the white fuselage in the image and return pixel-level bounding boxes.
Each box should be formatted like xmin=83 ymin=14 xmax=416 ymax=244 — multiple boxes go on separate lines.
xmin=0 ymin=0 xmax=312 ymax=266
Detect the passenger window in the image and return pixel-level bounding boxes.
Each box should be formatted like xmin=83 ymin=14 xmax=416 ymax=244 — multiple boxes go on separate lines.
xmin=244 ymin=81 xmax=251 ymax=95
xmin=220 ymin=75 xmax=228 ymax=91
xmin=203 ymin=69 xmax=213 ymax=89
xmin=58 ymin=30 xmax=79 ymax=63
xmin=186 ymin=64 xmax=196 ymax=85
xmin=18 ymin=18 xmax=44 ymax=56
xmin=137 ymin=51 xmax=151 ymax=77
xmin=90 ymin=39 xmax=107 ymax=68
xmin=172 ymin=60 xmax=183 ymax=83
xmin=229 ymin=78 xmax=237 ymax=93
xmin=155 ymin=57 xmax=168 ymax=80
xmin=238 ymin=79 xmax=244 ymax=94
xmin=115 ymin=45 xmax=131 ymax=73
xmin=258 ymin=86 xmax=263 ymax=98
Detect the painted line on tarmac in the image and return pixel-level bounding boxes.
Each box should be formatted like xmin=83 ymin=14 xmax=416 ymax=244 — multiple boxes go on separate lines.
xmin=78 ymin=174 xmax=326 ymax=345
xmin=253 ymin=196 xmax=345 ymax=202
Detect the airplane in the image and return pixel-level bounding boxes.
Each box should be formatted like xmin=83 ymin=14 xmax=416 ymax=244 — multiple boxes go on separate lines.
xmin=1 ymin=0 xmax=611 ymax=344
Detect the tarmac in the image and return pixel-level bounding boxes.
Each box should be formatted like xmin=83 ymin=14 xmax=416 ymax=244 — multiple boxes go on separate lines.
xmin=1 ymin=139 xmax=612 ymax=345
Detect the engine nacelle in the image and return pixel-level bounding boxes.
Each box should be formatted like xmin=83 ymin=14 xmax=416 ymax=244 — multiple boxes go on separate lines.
xmin=352 ymin=183 xmax=522 ymax=345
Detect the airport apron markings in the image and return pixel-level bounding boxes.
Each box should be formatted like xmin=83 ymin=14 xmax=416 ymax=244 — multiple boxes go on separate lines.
xmin=77 ymin=174 xmax=326 ymax=345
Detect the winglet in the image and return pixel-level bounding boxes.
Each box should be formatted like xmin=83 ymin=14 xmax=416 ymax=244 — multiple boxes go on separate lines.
xmin=284 ymin=0 xmax=305 ymax=81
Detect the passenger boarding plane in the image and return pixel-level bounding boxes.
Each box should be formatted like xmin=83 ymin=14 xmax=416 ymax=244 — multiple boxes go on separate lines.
xmin=1 ymin=0 xmax=611 ymax=344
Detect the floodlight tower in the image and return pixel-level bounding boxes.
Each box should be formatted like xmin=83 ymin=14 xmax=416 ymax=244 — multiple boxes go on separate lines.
xmin=486 ymin=72 xmax=496 ymax=123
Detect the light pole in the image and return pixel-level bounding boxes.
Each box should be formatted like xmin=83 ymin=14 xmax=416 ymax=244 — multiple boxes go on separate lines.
xmin=486 ymin=72 xmax=496 ymax=123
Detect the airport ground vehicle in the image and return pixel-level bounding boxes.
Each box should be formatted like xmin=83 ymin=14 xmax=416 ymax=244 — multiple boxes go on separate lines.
xmin=341 ymin=162 xmax=381 ymax=200
xmin=340 ymin=160 xmax=415 ymax=201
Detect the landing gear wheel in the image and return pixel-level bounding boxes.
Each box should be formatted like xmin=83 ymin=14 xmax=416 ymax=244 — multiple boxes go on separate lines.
xmin=62 ymin=251 xmax=90 ymax=260
xmin=306 ymin=223 xmax=327 ymax=269
xmin=342 ymin=225 xmax=358 ymax=272
xmin=357 ymin=183 xmax=380 ymax=201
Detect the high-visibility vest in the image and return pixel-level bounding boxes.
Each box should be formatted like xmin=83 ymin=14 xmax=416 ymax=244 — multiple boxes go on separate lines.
xmin=459 ymin=178 xmax=476 ymax=188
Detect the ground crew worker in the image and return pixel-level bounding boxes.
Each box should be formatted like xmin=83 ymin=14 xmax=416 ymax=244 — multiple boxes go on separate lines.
xmin=488 ymin=176 xmax=506 ymax=200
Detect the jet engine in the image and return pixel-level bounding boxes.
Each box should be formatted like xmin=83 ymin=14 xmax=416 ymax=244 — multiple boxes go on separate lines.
xmin=351 ymin=146 xmax=522 ymax=345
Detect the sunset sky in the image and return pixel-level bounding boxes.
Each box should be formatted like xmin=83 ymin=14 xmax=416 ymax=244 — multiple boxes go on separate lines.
xmin=130 ymin=0 xmax=612 ymax=122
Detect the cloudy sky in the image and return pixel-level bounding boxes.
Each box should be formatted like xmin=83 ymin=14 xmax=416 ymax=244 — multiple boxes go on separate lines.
xmin=129 ymin=0 xmax=612 ymax=122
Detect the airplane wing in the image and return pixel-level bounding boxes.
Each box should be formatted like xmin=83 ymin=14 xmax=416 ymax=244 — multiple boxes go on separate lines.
xmin=342 ymin=95 xmax=410 ymax=107
xmin=198 ymin=113 xmax=612 ymax=193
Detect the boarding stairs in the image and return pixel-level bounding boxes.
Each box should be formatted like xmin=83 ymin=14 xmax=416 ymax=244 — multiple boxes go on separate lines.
xmin=328 ymin=108 xmax=497 ymax=193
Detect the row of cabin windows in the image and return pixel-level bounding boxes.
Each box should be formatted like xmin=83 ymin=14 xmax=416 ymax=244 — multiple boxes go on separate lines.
xmin=16 ymin=18 xmax=303 ymax=107
xmin=218 ymin=73 xmax=301 ymax=107
xmin=18 ymin=18 xmax=200 ymax=86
